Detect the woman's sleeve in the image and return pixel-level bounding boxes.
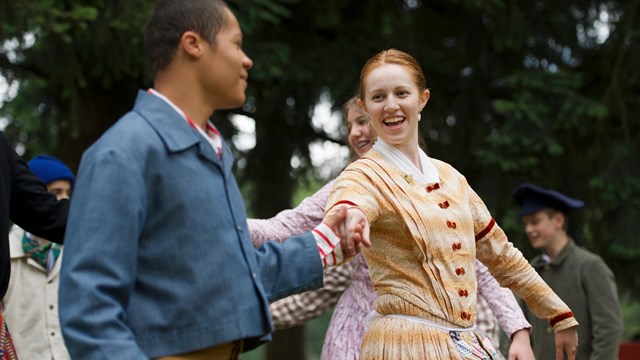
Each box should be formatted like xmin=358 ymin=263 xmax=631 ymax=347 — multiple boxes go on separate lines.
xmin=325 ymin=167 xmax=381 ymax=223
xmin=466 ymin=179 xmax=579 ymax=333
xmin=475 ymin=259 xmax=531 ymax=339
xmin=247 ymin=179 xmax=336 ymax=247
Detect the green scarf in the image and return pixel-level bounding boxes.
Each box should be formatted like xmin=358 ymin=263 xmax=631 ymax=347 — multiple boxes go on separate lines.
xmin=21 ymin=233 xmax=61 ymax=273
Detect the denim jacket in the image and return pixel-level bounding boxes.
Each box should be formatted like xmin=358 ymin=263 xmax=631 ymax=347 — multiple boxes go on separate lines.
xmin=59 ymin=91 xmax=323 ymax=359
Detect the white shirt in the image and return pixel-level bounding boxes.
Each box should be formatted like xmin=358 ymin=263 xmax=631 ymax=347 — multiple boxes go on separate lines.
xmin=2 ymin=226 xmax=71 ymax=360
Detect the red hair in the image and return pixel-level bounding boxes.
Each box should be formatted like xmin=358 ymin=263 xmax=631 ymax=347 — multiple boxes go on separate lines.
xmin=358 ymin=49 xmax=427 ymax=101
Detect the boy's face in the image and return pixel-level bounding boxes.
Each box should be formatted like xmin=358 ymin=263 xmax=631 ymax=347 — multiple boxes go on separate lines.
xmin=199 ymin=8 xmax=253 ymax=111
xmin=522 ymin=209 xmax=564 ymax=250
xmin=47 ymin=180 xmax=72 ymax=200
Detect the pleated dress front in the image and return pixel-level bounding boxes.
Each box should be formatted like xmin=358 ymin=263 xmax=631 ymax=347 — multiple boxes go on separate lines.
xmin=326 ymin=149 xmax=578 ymax=359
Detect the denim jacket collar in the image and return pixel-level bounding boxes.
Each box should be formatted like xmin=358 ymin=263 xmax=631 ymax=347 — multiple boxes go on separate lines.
xmin=133 ymin=90 xmax=226 ymax=169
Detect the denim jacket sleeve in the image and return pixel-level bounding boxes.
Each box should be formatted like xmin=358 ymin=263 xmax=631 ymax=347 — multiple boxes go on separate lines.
xmin=254 ymin=231 xmax=324 ymax=302
xmin=59 ymin=148 xmax=149 ymax=359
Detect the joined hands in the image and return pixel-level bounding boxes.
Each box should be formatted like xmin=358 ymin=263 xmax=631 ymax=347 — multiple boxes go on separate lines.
xmin=313 ymin=205 xmax=371 ymax=267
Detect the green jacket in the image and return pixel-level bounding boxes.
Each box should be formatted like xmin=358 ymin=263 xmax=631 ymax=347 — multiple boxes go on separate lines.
xmin=524 ymin=239 xmax=623 ymax=360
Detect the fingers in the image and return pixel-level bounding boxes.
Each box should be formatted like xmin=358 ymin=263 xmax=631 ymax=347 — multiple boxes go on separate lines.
xmin=345 ymin=208 xmax=370 ymax=247
xmin=341 ymin=228 xmax=356 ymax=258
xmin=324 ymin=205 xmax=347 ymax=229
xmin=554 ymin=327 xmax=578 ymax=360
xmin=566 ymin=343 xmax=577 ymax=360
xmin=555 ymin=344 xmax=563 ymax=360
xmin=361 ymin=218 xmax=371 ymax=247
xmin=320 ymin=205 xmax=370 ymax=265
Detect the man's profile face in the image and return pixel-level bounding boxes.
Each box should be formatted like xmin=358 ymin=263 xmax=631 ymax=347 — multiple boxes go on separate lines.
xmin=199 ymin=8 xmax=253 ymax=111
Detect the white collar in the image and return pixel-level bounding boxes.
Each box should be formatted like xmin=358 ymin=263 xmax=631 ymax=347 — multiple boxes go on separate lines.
xmin=372 ymin=139 xmax=439 ymax=184
xmin=147 ymin=88 xmax=186 ymax=120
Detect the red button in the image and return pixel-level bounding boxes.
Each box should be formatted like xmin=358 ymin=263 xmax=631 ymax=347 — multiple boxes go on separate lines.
xmin=446 ymin=220 xmax=457 ymax=229
xmin=438 ymin=201 xmax=450 ymax=209
xmin=426 ymin=183 xmax=440 ymax=193
xmin=452 ymin=242 xmax=462 ymax=251
xmin=455 ymin=267 xmax=465 ymax=276
xmin=458 ymin=289 xmax=469 ymax=297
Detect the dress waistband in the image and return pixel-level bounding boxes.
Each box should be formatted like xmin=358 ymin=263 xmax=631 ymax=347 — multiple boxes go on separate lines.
xmin=365 ymin=311 xmax=477 ymax=332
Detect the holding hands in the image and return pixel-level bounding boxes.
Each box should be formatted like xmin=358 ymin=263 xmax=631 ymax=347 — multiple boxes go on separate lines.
xmin=312 ymin=205 xmax=371 ymax=268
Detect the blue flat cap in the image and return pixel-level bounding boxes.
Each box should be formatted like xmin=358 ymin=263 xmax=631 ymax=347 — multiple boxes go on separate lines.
xmin=513 ymin=183 xmax=584 ymax=217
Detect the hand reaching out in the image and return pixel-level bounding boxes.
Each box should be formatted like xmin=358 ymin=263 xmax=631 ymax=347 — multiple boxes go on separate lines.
xmin=508 ymin=329 xmax=535 ymax=360
xmin=555 ymin=326 xmax=578 ymax=360
xmin=313 ymin=205 xmax=371 ymax=268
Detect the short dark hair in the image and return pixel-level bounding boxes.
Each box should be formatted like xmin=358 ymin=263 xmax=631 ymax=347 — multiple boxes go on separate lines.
xmin=144 ymin=0 xmax=229 ymax=74
xmin=543 ymin=208 xmax=569 ymax=230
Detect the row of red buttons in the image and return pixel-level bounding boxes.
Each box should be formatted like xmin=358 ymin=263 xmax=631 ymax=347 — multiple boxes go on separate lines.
xmin=429 ymin=181 xmax=470 ymax=320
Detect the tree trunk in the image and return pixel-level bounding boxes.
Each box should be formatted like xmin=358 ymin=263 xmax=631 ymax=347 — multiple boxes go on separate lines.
xmin=56 ymin=83 xmax=140 ymax=171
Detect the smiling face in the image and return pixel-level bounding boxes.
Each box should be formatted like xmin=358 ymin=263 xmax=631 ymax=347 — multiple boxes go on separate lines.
xmin=346 ymin=105 xmax=375 ymax=157
xmin=200 ymin=8 xmax=253 ymax=111
xmin=522 ymin=209 xmax=565 ymax=250
xmin=360 ymin=63 xmax=429 ymax=154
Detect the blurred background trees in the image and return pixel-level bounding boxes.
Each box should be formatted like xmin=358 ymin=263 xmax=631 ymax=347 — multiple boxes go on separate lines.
xmin=1 ymin=0 xmax=639 ymax=358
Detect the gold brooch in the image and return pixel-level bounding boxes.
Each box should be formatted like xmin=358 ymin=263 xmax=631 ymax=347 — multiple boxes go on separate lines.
xmin=402 ymin=174 xmax=413 ymax=184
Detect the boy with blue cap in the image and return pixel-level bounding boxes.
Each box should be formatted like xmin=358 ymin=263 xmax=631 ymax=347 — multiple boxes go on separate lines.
xmin=2 ymin=155 xmax=74 ymax=360
xmin=513 ymin=183 xmax=623 ymax=360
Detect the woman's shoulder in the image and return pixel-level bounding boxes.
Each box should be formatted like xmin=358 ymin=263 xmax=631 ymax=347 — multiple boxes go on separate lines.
xmin=428 ymin=157 xmax=464 ymax=179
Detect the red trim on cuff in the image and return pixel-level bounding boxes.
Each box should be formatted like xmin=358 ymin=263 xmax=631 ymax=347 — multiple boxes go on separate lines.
xmin=334 ymin=200 xmax=358 ymax=207
xmin=475 ymin=218 xmax=496 ymax=241
xmin=549 ymin=311 xmax=574 ymax=327
xmin=316 ymin=244 xmax=326 ymax=258
xmin=326 ymin=200 xmax=360 ymax=215
xmin=313 ymin=228 xmax=335 ymax=249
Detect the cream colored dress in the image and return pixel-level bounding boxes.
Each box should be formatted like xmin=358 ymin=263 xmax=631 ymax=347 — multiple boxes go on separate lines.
xmin=326 ymin=148 xmax=578 ymax=360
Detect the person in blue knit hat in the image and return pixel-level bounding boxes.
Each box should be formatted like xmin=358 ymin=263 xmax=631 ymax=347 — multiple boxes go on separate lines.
xmin=1 ymin=154 xmax=74 ymax=360
xmin=27 ymin=155 xmax=75 ymax=200
xmin=513 ymin=183 xmax=623 ymax=360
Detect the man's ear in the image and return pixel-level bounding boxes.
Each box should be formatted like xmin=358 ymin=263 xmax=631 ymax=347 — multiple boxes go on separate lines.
xmin=180 ymin=31 xmax=205 ymax=58
xmin=552 ymin=211 xmax=566 ymax=229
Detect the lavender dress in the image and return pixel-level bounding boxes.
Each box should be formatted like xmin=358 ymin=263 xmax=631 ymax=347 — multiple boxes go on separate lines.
xmin=320 ymin=253 xmax=375 ymax=360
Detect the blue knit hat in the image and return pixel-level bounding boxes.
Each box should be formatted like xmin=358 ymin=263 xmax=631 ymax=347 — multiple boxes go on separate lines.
xmin=27 ymin=154 xmax=75 ymax=186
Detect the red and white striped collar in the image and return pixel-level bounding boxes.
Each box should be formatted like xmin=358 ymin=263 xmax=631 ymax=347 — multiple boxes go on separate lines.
xmin=147 ymin=88 xmax=222 ymax=157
